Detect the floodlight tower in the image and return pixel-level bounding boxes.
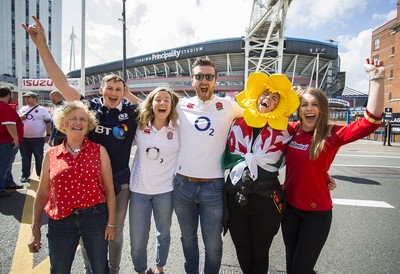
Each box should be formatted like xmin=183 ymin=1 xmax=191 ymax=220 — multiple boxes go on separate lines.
xmin=69 ymin=27 xmax=77 ymax=71
xmin=244 ymin=0 xmax=292 ymax=82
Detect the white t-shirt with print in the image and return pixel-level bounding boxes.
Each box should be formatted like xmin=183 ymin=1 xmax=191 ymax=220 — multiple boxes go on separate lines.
xmin=176 ymin=95 xmax=243 ymax=179
xmin=18 ymin=105 xmax=51 ymax=138
xmin=129 ymin=122 xmax=180 ymax=195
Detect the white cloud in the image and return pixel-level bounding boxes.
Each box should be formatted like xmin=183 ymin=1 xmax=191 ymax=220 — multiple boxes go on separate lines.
xmin=338 ymin=29 xmax=373 ymax=93
xmin=126 ymin=0 xmax=251 ymax=56
xmin=61 ymin=0 xmax=395 ymax=95
xmin=62 ymin=0 xmax=252 ymax=71
xmin=373 ymin=9 xmax=397 ymax=22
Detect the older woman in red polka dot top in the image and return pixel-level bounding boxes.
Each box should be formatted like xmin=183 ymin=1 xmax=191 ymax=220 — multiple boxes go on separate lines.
xmin=28 ymin=100 xmax=116 ymax=274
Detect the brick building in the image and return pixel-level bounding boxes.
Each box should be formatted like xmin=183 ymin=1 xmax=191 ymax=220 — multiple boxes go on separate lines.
xmin=371 ymin=1 xmax=400 ymax=113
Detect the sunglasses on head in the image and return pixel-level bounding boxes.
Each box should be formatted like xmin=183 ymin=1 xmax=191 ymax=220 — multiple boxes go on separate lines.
xmin=193 ymin=74 xmax=215 ymax=81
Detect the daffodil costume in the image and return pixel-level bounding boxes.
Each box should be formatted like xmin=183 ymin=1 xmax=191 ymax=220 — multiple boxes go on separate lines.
xmin=223 ymin=72 xmax=300 ymax=184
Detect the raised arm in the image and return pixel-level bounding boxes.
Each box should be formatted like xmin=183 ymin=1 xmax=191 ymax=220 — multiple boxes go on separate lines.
xmin=22 ymin=16 xmax=81 ymax=101
xmin=365 ymin=58 xmax=385 ymax=117
xmin=124 ymin=87 xmax=142 ymax=105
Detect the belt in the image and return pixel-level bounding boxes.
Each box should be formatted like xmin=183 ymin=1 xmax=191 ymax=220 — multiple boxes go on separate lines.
xmin=72 ymin=203 xmax=105 ymax=215
xmin=177 ymin=173 xmax=216 ymax=183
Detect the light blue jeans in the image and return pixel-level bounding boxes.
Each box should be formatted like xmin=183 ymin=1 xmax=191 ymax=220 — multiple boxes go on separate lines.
xmin=129 ymin=191 xmax=173 ymax=273
xmin=172 ymin=175 xmax=224 ymax=274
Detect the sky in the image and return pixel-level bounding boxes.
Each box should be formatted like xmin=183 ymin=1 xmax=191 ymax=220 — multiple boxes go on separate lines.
xmin=60 ymin=0 xmax=398 ymax=94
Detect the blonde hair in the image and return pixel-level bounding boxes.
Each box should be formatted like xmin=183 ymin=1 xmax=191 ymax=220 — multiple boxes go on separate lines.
xmin=52 ymin=100 xmax=98 ymax=134
xmin=297 ymin=87 xmax=334 ymax=160
xmin=137 ymin=87 xmax=180 ymax=130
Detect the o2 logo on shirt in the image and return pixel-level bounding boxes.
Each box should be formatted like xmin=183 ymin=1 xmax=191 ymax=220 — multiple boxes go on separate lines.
xmin=194 ymin=116 xmax=214 ymax=136
xmin=112 ymin=124 xmax=128 ymax=140
xmin=25 ymin=113 xmax=34 ymax=120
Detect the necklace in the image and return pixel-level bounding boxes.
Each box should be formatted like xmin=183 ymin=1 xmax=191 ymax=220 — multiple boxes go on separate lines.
xmin=66 ymin=141 xmax=84 ymax=155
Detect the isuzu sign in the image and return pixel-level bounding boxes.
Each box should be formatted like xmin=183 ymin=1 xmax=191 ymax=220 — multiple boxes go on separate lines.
xmin=22 ymin=78 xmax=80 ymax=91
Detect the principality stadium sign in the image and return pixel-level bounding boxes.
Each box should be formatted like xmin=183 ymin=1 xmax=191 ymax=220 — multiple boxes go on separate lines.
xmin=22 ymin=78 xmax=80 ymax=90
xmin=134 ymin=46 xmax=204 ymax=64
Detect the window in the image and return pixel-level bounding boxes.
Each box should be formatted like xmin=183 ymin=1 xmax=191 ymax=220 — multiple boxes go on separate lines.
xmin=390 ymin=46 xmax=395 ymax=58
xmin=374 ymin=38 xmax=380 ymax=50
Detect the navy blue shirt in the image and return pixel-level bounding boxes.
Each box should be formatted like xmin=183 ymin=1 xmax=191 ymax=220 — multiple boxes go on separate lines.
xmin=50 ymin=100 xmax=66 ymax=146
xmin=86 ymin=97 xmax=138 ymax=174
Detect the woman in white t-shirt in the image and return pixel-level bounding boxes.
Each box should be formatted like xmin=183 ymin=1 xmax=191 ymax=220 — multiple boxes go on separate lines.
xmin=129 ymin=87 xmax=180 ymax=274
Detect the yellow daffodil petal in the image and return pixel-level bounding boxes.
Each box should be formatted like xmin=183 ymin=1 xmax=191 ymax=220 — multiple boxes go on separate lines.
xmin=268 ymin=115 xmax=289 ymax=131
xmin=243 ymin=108 xmax=267 ymax=128
xmin=236 ymin=72 xmax=300 ymax=130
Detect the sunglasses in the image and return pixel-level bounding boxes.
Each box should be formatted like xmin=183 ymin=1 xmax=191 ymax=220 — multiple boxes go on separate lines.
xmin=193 ymin=74 xmax=215 ymax=81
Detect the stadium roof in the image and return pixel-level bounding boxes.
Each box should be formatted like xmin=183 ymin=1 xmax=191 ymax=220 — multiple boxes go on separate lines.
xmin=67 ymin=37 xmax=336 ymax=77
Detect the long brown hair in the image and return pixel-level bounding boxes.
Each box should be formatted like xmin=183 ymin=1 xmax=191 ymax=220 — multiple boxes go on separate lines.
xmin=297 ymin=87 xmax=333 ymax=160
xmin=137 ymin=87 xmax=180 ymax=130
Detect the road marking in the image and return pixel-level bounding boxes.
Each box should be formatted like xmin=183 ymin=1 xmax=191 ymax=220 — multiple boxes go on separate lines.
xmin=332 ymin=198 xmax=395 ymax=208
xmin=10 ymin=180 xmax=51 ymax=273
xmin=332 ymin=164 xmax=400 ymax=169
xmin=336 ymin=154 xmax=400 ymax=159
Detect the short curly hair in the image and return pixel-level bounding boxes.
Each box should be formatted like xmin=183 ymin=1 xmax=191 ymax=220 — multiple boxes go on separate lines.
xmin=52 ymin=100 xmax=98 ymax=134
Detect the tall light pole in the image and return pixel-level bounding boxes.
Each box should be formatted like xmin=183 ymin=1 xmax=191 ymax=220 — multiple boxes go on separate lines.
xmin=81 ymin=0 xmax=86 ymax=96
xmin=310 ymin=48 xmax=326 ymax=88
xmin=122 ymin=0 xmax=127 ymax=82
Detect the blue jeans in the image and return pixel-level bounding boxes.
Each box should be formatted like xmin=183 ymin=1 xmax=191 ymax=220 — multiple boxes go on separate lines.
xmin=81 ymin=180 xmax=130 ymax=274
xmin=47 ymin=203 xmax=109 ymax=274
xmin=129 ymin=191 xmax=173 ymax=273
xmin=19 ymin=137 xmax=45 ymax=178
xmin=0 ymin=143 xmax=18 ymax=192
xmin=173 ymin=175 xmax=224 ymax=274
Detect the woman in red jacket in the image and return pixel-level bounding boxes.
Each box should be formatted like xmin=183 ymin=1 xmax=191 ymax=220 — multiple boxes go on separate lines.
xmin=282 ymin=57 xmax=385 ymax=274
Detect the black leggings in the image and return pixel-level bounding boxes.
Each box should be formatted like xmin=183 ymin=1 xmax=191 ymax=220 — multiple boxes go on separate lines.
xmin=281 ymin=203 xmax=332 ymax=274
xmin=227 ymin=193 xmax=283 ymax=274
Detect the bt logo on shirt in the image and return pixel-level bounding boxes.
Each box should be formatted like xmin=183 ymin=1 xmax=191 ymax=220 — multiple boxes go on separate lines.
xmin=95 ymin=124 xmax=128 ymax=140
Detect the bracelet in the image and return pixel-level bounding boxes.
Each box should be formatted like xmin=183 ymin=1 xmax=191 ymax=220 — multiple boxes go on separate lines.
xmin=107 ymin=223 xmax=115 ymax=228
xmin=31 ymin=223 xmax=41 ymax=229
xmin=369 ymin=74 xmax=385 ymax=81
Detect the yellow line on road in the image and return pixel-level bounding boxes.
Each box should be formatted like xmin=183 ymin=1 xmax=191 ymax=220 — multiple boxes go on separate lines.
xmin=10 ymin=180 xmax=50 ymax=274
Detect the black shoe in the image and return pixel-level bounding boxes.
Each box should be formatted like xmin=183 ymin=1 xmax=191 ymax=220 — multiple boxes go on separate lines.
xmin=0 ymin=191 xmax=11 ymax=198
xmin=6 ymin=184 xmax=24 ymax=190
xmin=20 ymin=178 xmax=29 ymax=183
xmin=146 ymin=268 xmax=154 ymax=274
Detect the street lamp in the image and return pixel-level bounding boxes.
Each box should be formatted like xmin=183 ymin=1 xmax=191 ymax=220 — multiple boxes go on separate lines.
xmin=121 ymin=0 xmax=127 ymax=82
xmin=310 ymin=48 xmax=326 ymax=88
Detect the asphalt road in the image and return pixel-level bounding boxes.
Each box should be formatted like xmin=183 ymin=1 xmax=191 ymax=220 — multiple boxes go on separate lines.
xmin=1 ymin=139 xmax=399 ymax=274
